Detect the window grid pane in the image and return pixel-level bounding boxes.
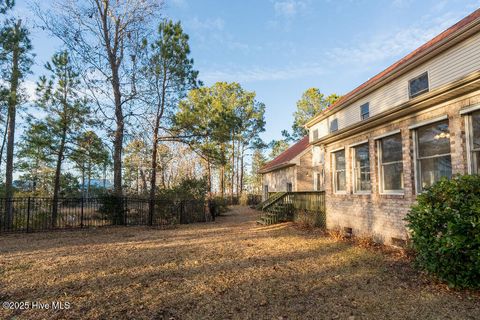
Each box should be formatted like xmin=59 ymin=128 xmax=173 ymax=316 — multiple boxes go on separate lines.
xmin=334 ymin=150 xmax=346 ymax=192
xmin=409 ymin=72 xmax=429 ymax=98
xmin=379 ymin=133 xmax=404 ymax=192
xmin=353 ymin=144 xmax=370 ymax=192
xmin=416 ymin=120 xmax=452 ymax=192
xmin=330 ymin=119 xmax=338 ymax=133
xmin=473 ymin=151 xmax=480 ymax=174
xmin=360 ymin=103 xmax=369 ymax=120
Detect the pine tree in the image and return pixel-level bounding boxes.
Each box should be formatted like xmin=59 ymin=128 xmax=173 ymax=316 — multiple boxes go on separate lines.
xmin=32 ymin=50 xmax=90 ymax=226
xmin=0 ymin=9 xmax=33 ymax=227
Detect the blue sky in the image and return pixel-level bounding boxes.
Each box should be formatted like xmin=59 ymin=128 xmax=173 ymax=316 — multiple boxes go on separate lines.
xmin=16 ymin=0 xmax=480 ymax=144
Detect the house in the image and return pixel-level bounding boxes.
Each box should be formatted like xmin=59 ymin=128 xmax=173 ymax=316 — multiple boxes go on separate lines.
xmin=304 ymin=8 xmax=480 ymax=244
xmin=259 ymin=136 xmax=323 ymax=200
xmin=260 ymin=9 xmax=480 ymax=244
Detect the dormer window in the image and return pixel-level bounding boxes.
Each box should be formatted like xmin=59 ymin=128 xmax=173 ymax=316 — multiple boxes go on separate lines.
xmin=360 ymin=102 xmax=369 ymax=120
xmin=409 ymin=72 xmax=429 ymax=98
xmin=330 ymin=119 xmax=338 ymax=133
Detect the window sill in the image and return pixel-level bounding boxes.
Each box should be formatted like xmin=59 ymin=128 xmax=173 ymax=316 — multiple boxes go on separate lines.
xmin=333 ymin=191 xmax=347 ymax=195
xmin=379 ymin=192 xmax=405 ymax=198
xmin=353 ymin=191 xmax=371 ymax=195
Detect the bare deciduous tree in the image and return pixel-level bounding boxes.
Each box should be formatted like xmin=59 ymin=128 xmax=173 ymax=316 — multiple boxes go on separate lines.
xmin=36 ymin=0 xmax=163 ymax=199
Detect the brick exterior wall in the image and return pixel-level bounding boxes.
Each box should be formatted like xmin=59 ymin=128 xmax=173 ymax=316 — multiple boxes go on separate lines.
xmin=261 ymin=149 xmax=314 ymax=197
xmin=320 ymin=92 xmax=479 ymax=244
xmin=297 ymin=149 xmax=314 ymax=191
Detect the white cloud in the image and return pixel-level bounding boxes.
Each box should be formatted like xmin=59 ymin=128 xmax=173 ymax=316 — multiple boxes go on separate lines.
xmin=169 ymin=0 xmax=188 ymax=9
xmin=187 ymin=17 xmax=224 ymax=31
xmin=22 ymin=80 xmax=37 ymax=102
xmin=392 ymin=0 xmax=413 ymax=8
xmin=273 ymin=0 xmax=307 ymax=17
xmin=325 ymin=11 xmax=466 ymax=67
xmin=200 ymin=63 xmax=325 ymax=84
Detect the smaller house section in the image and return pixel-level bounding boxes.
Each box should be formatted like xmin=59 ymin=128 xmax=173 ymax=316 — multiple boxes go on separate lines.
xmin=259 ymin=136 xmax=321 ymax=200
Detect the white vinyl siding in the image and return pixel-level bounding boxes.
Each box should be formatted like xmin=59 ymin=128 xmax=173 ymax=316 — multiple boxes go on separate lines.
xmin=309 ymin=32 xmax=480 ymax=143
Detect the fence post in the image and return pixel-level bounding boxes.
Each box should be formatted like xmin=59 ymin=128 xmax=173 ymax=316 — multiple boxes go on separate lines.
xmin=80 ymin=197 xmax=84 ymax=228
xmin=26 ymin=197 xmax=31 ymax=233
xmin=149 ymin=199 xmax=154 ymax=226
xmin=124 ymin=197 xmax=128 ymax=225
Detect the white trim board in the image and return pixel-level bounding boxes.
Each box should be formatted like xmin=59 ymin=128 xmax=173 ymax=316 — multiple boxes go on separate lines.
xmin=373 ymin=129 xmax=401 ymax=140
xmin=459 ymin=103 xmax=480 ymax=115
xmin=348 ymin=140 xmax=369 ymax=148
xmin=408 ymin=115 xmax=448 ymax=129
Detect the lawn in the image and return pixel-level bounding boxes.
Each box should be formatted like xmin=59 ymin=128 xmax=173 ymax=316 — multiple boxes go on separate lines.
xmin=0 ymin=206 xmax=478 ymax=320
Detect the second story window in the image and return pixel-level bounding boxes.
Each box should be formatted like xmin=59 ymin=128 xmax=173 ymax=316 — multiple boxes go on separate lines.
xmin=360 ymin=103 xmax=369 ymax=120
xmin=330 ymin=119 xmax=338 ymax=133
xmin=312 ymin=129 xmax=318 ymax=140
xmin=409 ymin=72 xmax=429 ymax=98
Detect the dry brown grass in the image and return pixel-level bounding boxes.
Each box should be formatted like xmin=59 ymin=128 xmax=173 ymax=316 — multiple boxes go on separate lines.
xmin=0 ymin=205 xmax=479 ymax=320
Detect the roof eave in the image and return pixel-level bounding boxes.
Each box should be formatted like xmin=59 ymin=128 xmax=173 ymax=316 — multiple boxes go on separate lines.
xmin=305 ymin=17 xmax=480 ymax=128
xmin=258 ymin=162 xmax=296 ymax=174
xmin=311 ymin=70 xmax=480 ymax=146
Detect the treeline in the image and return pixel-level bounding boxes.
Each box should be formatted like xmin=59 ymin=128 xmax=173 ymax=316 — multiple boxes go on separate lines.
xmin=0 ymin=0 xmax=267 ymax=213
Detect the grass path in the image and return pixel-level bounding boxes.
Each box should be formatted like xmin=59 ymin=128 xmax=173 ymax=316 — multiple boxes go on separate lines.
xmin=0 ymin=206 xmax=478 ymax=319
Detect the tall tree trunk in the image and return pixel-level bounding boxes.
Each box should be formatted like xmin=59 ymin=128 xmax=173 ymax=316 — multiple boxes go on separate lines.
xmin=139 ymin=168 xmax=147 ymax=193
xmin=52 ymin=130 xmax=67 ymax=227
xmin=206 ymin=156 xmax=212 ymax=195
xmin=231 ymin=131 xmax=235 ymax=201
xmin=87 ymin=161 xmax=91 ymax=199
xmin=240 ymin=147 xmax=244 ymax=195
xmin=220 ymin=166 xmax=225 ymax=198
xmin=149 ymin=126 xmax=159 ymax=224
xmin=4 ymin=21 xmax=21 ymax=228
xmin=0 ymin=112 xmax=9 ymax=168
xmin=81 ymin=165 xmax=85 ymax=199
xmin=103 ymin=163 xmax=107 ymax=189
xmin=236 ymin=141 xmax=240 ymax=197
xmin=112 ymin=79 xmax=123 ymax=199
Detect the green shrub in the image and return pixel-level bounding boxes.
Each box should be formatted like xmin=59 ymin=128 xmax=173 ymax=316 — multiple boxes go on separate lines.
xmin=405 ymin=175 xmax=480 ymax=289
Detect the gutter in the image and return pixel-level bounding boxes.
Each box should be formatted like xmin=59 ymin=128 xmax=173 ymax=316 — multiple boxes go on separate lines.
xmin=310 ymin=70 xmax=480 ymax=146
xmin=258 ymin=162 xmax=295 ymax=174
xmin=305 ymin=16 xmax=480 ymax=128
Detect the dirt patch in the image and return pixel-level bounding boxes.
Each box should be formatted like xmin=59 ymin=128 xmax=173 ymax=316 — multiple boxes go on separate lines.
xmin=0 ymin=206 xmax=478 ymax=319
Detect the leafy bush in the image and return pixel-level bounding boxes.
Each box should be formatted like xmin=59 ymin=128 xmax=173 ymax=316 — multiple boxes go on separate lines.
xmin=405 ymin=175 xmax=480 ymax=289
xmin=156 ymin=177 xmax=208 ymax=201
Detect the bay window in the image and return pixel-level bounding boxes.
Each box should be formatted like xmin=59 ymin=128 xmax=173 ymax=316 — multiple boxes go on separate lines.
xmin=378 ymin=133 xmax=403 ymax=193
xmin=352 ymin=143 xmax=371 ymax=192
xmin=415 ymin=120 xmax=452 ymax=192
xmin=333 ymin=150 xmax=346 ymax=193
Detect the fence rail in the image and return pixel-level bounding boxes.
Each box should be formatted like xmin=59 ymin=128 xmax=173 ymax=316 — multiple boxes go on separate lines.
xmin=0 ymin=197 xmax=211 ymax=234
xmin=265 ymin=191 xmax=326 ymax=227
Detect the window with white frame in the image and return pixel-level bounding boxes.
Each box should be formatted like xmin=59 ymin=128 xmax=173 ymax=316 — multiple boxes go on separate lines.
xmin=333 ymin=150 xmax=346 ymax=192
xmin=352 ymin=143 xmax=371 ymax=192
xmin=378 ymin=133 xmax=404 ymax=193
xmin=409 ymin=72 xmax=429 ymax=98
xmin=330 ymin=119 xmax=338 ymax=133
xmin=360 ymin=102 xmax=369 ymax=120
xmin=415 ymin=120 xmax=452 ymax=192
xmin=469 ymin=110 xmax=480 ymax=174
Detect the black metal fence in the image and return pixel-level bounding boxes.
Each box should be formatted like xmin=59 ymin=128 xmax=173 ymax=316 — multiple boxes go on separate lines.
xmin=0 ymin=197 xmax=212 ymax=234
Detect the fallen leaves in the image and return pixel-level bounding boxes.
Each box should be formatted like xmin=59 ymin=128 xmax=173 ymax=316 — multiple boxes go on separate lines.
xmin=0 ymin=206 xmax=478 ymax=320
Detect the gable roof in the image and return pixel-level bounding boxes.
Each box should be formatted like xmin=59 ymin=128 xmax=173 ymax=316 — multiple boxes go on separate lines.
xmin=306 ymin=8 xmax=480 ymax=128
xmin=259 ymin=136 xmax=310 ymax=174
